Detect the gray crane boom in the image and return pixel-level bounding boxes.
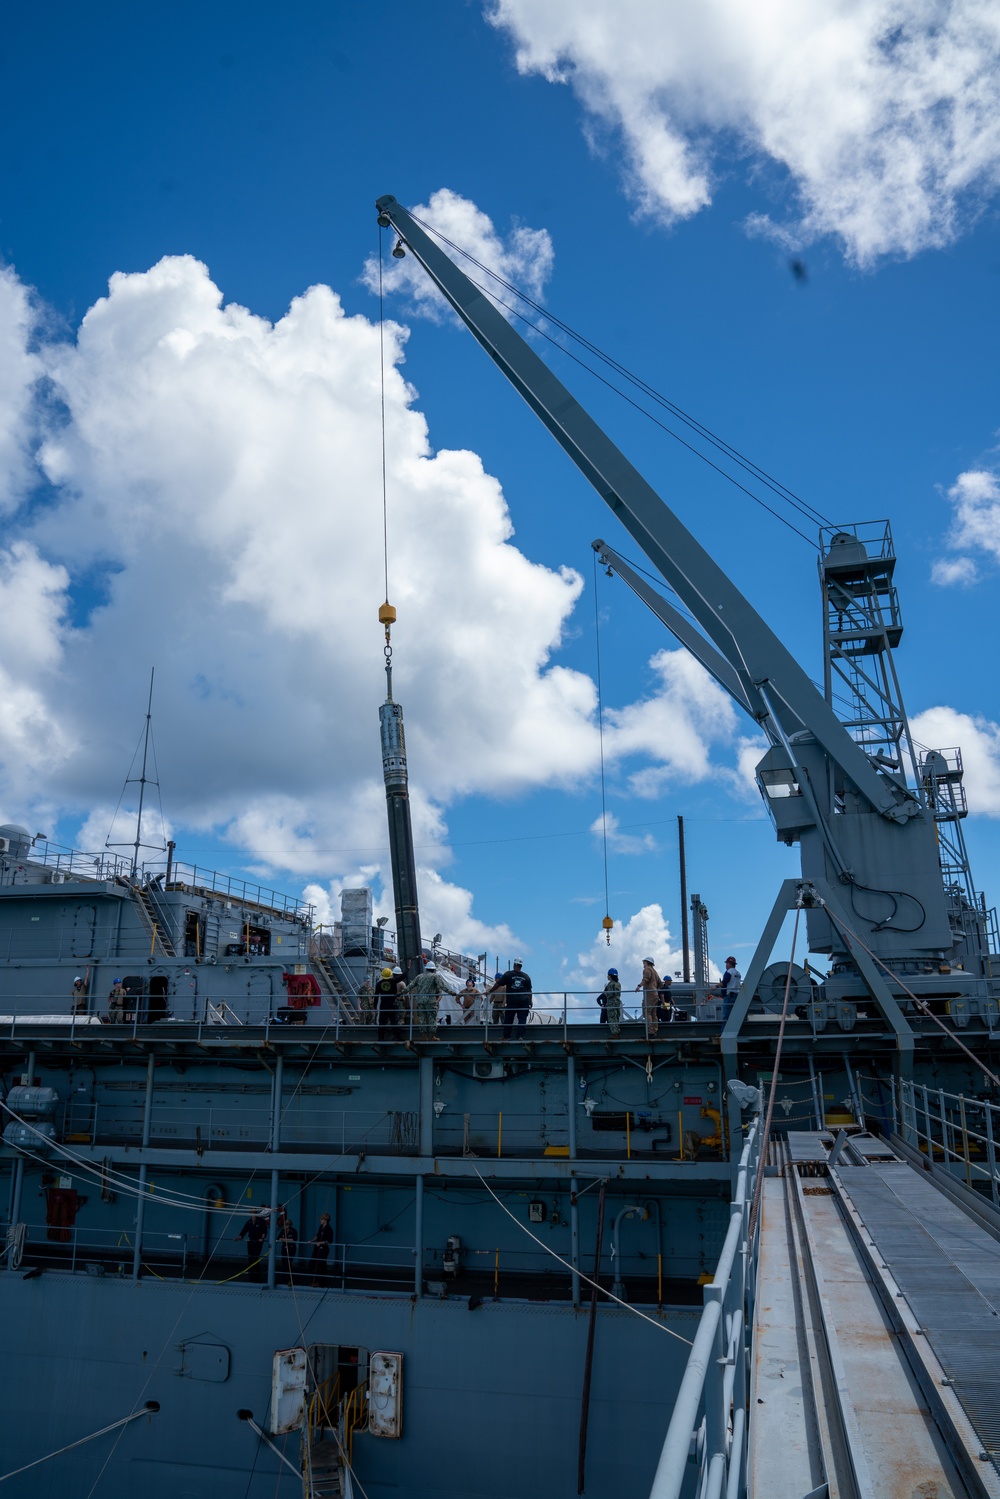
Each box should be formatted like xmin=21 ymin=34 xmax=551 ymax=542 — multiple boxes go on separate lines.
xmin=374 ymin=194 xmax=916 ymax=824
xmin=593 ymin=539 xmax=763 ymax=723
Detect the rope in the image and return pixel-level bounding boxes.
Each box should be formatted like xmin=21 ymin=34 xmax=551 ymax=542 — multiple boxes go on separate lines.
xmin=0 ymin=1407 xmax=158 ymax=1484
xmin=748 ymin=904 xmax=802 ymax=1237
xmin=592 ymin=551 xmax=612 ymax=940
xmin=818 ymin=900 xmax=1000 ymax=1090
xmin=473 ymin=1168 xmax=692 ymax=1344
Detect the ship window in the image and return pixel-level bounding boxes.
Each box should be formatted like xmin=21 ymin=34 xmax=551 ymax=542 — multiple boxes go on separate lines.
xmin=758 ymin=768 xmax=800 ymax=799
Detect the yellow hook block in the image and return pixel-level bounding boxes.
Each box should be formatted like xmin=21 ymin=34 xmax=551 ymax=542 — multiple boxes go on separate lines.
xmin=378 ymin=601 xmax=397 ymax=627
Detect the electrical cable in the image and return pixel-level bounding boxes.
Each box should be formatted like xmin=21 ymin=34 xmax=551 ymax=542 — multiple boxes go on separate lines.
xmin=473 ymin=1167 xmax=691 ymax=1344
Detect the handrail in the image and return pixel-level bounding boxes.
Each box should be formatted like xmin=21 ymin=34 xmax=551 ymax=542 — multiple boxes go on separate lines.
xmin=899 ymin=1079 xmax=1000 ymax=1207
xmin=648 ymin=1115 xmax=760 ymax=1499
xmin=342 ymin=1380 xmax=368 ymax=1464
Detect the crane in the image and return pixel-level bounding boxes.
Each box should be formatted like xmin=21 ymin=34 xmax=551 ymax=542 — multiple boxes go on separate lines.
xmin=373 ymin=194 xmax=999 ymax=1076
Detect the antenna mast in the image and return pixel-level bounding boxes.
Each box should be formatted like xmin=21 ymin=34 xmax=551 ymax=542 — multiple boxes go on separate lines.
xmin=106 ymin=669 xmax=167 ymax=879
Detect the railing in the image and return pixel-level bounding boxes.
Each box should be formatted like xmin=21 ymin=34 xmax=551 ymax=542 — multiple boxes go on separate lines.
xmin=648 ymin=1115 xmax=760 ymax=1499
xmin=165 ymin=861 xmax=312 ymax=919
xmin=899 ymin=1079 xmax=1000 ymax=1206
xmin=0 ymin=989 xmax=732 ymax=1043
xmin=5 ymin=1217 xmax=704 ymax=1299
xmin=56 ymin=1097 xmax=707 ymax=1162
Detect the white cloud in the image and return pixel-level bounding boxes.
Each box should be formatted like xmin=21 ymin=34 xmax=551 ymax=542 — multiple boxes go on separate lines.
xmin=568 ymin=902 xmax=689 ymax=1002
xmin=604 ymin=648 xmax=739 ymax=795
xmin=0 ymin=243 xmax=757 ymax=958
xmin=489 ymin=0 xmax=1000 ymax=265
xmin=0 ymin=269 xmax=41 ymax=513
xmin=363 ymin=187 xmax=554 ymax=320
xmin=590 ymin=811 xmax=655 ymax=855
xmin=911 ymin=705 xmax=1000 ymax=816
xmin=0 ymin=542 xmax=73 ymax=808
xmin=933 ymin=467 xmax=1000 ymax=584
xmin=931 ymin=555 xmax=979 ymax=587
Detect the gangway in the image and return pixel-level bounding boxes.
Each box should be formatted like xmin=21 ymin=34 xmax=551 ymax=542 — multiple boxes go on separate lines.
xmin=751 ymin=1128 xmax=1000 ymax=1498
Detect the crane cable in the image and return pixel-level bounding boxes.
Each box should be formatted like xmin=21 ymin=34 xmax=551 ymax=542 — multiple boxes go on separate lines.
xmin=407 ymin=210 xmax=832 ymax=542
xmin=593 ymin=553 xmax=613 ymax=945
xmin=377 ymin=224 xmax=397 ymax=689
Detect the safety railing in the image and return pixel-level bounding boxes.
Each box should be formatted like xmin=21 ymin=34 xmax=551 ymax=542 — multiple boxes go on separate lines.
xmin=0 ymin=989 xmax=735 ymax=1043
xmin=56 ymin=1096 xmax=718 ymax=1163
xmin=899 ymin=1079 xmax=1000 ymax=1206
xmin=648 ymin=1115 xmax=760 ymax=1499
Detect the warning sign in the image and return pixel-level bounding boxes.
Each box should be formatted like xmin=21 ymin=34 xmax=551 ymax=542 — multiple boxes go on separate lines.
xmin=683 ymin=1096 xmax=703 ymax=1106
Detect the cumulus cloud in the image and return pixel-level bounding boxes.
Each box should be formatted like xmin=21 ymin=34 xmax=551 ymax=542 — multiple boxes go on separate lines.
xmin=363 ymin=187 xmax=554 ymax=320
xmin=489 ymin=0 xmax=1000 ymax=265
xmin=590 ymin=811 xmax=655 ymax=855
xmin=0 ymin=241 xmax=756 ymax=958
xmin=0 ymin=269 xmax=41 ymax=512
xmin=0 ymin=542 xmax=73 ymax=805
xmin=604 ymin=648 xmax=739 ymax=796
xmin=911 ymin=705 xmax=1000 ymax=816
xmin=932 ymin=467 xmax=1000 ymax=584
xmin=568 ymin=902 xmax=692 ymax=1003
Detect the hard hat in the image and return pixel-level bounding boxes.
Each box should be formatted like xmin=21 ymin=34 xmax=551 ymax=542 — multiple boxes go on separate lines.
xmin=513 ymin=957 xmax=523 ymax=965
xmin=642 ymin=956 xmax=655 ymax=965
xmin=381 ymin=967 xmax=392 ymax=978
xmin=607 ymin=968 xmax=618 ymax=978
xmin=392 ymin=966 xmax=402 ymax=975
xmin=425 ymin=961 xmax=436 ymax=971
xmin=74 ymin=976 xmax=83 ymax=982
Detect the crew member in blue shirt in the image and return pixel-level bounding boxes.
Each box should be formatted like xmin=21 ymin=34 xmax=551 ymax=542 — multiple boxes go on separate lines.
xmin=493 ymin=959 xmax=533 ymax=1040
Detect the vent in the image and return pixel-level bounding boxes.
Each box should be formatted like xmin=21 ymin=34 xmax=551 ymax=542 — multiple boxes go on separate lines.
xmin=473 ymin=1061 xmax=505 ymax=1080
xmin=590 ymin=1110 xmax=635 ymax=1132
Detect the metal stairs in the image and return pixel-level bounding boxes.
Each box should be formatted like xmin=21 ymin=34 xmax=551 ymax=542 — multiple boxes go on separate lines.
xmin=303 ymin=1435 xmax=343 ymax=1497
xmin=312 ymin=952 xmax=362 ymax=1025
xmin=129 ymin=885 xmax=176 ymax=957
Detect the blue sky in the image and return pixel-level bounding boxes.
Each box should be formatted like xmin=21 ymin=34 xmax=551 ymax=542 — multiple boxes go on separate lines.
xmin=2 ymin=2 xmax=1000 ymax=996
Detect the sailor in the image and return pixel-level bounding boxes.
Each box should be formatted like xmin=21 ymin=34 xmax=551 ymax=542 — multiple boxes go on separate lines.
xmin=278 ymin=1214 xmax=298 ymax=1279
xmin=357 ymin=978 xmax=375 ymax=1025
xmin=494 ymin=959 xmax=533 ymax=1040
xmin=71 ymin=975 xmax=88 ymax=1014
xmin=375 ymin=966 xmax=398 ymax=1040
xmin=720 ymin=957 xmax=742 ymax=1024
xmin=310 ymin=1212 xmax=334 ymax=1285
xmin=656 ymin=974 xmax=675 ymax=1025
xmin=234 ymin=1209 xmax=268 ymax=1282
xmin=393 ymin=965 xmax=409 ymax=1030
xmin=636 ymin=958 xmax=662 ymax=1037
xmin=488 ymin=974 xmax=506 ymax=1026
xmin=600 ymin=968 xmax=622 ymax=1036
xmin=409 ymin=962 xmax=444 ymax=1039
xmin=107 ymin=979 xmax=125 ymax=1023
